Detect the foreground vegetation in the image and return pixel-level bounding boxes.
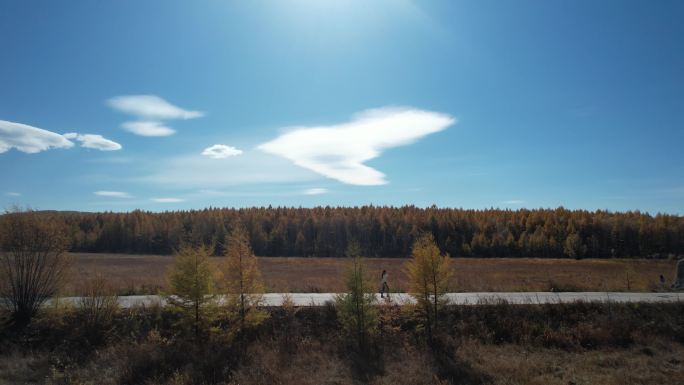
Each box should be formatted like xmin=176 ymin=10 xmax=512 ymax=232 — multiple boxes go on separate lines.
xmin=22 ymin=206 xmax=684 ymax=258
xmin=1 ymin=301 xmax=683 ymax=384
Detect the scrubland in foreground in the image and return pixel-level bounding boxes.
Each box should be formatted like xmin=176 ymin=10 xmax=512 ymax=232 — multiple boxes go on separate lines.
xmin=1 ymin=301 xmax=682 ymax=385
xmin=69 ymin=253 xmax=677 ymax=295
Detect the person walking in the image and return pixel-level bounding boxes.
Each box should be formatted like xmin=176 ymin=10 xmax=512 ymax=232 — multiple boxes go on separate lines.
xmin=380 ymin=269 xmax=390 ymax=298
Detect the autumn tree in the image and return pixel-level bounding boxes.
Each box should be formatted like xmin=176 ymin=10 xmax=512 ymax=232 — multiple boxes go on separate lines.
xmin=405 ymin=233 xmax=452 ymax=343
xmin=18 ymin=206 xmax=684 ymax=259
xmin=166 ymin=245 xmax=219 ymax=339
xmin=222 ymin=223 xmax=267 ymax=336
xmin=335 ymin=240 xmax=378 ymax=352
xmin=564 ymin=233 xmax=587 ymax=259
xmin=0 ymin=208 xmax=71 ymax=325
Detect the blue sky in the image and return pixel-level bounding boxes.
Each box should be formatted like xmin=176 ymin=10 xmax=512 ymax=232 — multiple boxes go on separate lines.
xmin=1 ymin=0 xmax=682 ymax=214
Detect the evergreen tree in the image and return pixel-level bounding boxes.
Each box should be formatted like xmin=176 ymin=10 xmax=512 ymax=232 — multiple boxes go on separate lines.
xmin=335 ymin=240 xmax=378 ymax=352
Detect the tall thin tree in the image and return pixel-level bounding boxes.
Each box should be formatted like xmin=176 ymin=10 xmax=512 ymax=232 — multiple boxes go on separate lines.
xmin=335 ymin=240 xmax=378 ymax=352
xmin=222 ymin=222 xmax=267 ymax=336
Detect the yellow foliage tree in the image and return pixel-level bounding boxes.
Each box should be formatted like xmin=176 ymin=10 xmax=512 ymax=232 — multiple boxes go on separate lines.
xmin=405 ymin=233 xmax=452 ymax=342
xmin=166 ymin=245 xmax=219 ymax=339
xmin=222 ymin=224 xmax=267 ymax=336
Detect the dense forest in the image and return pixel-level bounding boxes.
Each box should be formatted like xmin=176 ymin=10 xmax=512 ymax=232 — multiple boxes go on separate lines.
xmin=11 ymin=206 xmax=684 ymax=258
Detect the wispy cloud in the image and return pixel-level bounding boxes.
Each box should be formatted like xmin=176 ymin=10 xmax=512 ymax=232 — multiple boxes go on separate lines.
xmin=501 ymin=199 xmax=525 ymax=205
xmin=107 ymin=95 xmax=203 ymax=120
xmin=202 ymin=144 xmax=243 ymax=159
xmin=0 ymin=120 xmax=74 ymax=154
xmin=94 ymin=191 xmax=131 ymax=198
xmin=108 ymin=95 xmax=203 ymax=137
xmin=87 ymin=156 xmax=133 ymax=164
xmin=5 ymin=192 xmax=21 ymax=197
xmin=303 ymin=188 xmax=328 ymax=195
xmin=64 ymin=133 xmax=122 ymax=151
xmin=258 ymin=107 xmax=455 ymax=185
xmin=151 ymin=197 xmax=184 ymax=203
xmin=121 ymin=121 xmax=175 ymax=137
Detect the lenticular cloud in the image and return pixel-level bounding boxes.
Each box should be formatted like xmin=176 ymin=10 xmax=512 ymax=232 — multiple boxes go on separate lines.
xmin=107 ymin=95 xmax=204 ymax=137
xmin=0 ymin=120 xmax=74 ymax=154
xmin=0 ymin=120 xmax=121 ymax=154
xmin=64 ymin=133 xmax=122 ymax=151
xmin=258 ymin=107 xmax=455 ymax=185
xmin=107 ymin=95 xmax=203 ymax=120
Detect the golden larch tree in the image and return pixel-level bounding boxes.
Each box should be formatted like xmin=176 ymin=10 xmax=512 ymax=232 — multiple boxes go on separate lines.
xmin=222 ymin=223 xmax=267 ymax=336
xmin=405 ymin=233 xmax=452 ymax=342
xmin=166 ymin=245 xmax=219 ymax=339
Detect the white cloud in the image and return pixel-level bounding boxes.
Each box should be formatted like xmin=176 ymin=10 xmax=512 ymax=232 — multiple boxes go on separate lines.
xmin=501 ymin=200 xmax=525 ymax=205
xmin=94 ymin=191 xmax=131 ymax=198
xmin=0 ymin=120 xmax=74 ymax=154
xmin=121 ymin=121 xmax=175 ymax=137
xmin=64 ymin=133 xmax=122 ymax=151
xmin=258 ymin=107 xmax=455 ymax=185
xmin=303 ymin=188 xmax=328 ymax=195
xmin=107 ymin=95 xmax=203 ymax=120
xmin=201 ymin=144 xmax=243 ymax=159
xmin=151 ymin=197 xmax=184 ymax=203
xmin=5 ymin=192 xmax=21 ymax=197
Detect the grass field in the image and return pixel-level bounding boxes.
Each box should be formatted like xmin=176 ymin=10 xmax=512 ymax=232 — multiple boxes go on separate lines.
xmin=67 ymin=253 xmax=678 ymax=295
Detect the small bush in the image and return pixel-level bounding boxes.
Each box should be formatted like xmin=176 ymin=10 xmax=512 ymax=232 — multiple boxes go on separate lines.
xmin=77 ymin=274 xmax=119 ymax=345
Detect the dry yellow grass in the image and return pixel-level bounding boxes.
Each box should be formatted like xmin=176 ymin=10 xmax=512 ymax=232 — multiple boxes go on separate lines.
xmin=458 ymin=339 xmax=684 ymax=385
xmin=66 ymin=253 xmax=677 ymax=295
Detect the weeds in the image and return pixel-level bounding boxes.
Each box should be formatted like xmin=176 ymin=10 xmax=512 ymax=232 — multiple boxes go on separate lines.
xmin=3 ymin=300 xmax=682 ymax=384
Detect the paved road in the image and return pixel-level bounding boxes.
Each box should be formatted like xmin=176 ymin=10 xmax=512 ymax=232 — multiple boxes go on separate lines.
xmin=53 ymin=292 xmax=684 ymax=308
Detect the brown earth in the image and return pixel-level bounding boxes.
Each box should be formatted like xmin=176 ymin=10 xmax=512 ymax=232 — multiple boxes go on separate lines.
xmin=66 ymin=253 xmax=677 ymax=295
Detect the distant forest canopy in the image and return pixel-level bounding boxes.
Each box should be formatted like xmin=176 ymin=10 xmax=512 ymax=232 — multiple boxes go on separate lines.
xmin=8 ymin=206 xmax=684 ymax=258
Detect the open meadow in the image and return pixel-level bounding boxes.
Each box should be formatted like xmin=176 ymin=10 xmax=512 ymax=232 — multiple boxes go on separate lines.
xmin=68 ymin=253 xmax=677 ymax=295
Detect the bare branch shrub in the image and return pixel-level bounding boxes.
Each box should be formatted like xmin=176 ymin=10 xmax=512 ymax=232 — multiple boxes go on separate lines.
xmin=0 ymin=208 xmax=70 ymax=324
xmin=78 ymin=273 xmax=119 ymax=343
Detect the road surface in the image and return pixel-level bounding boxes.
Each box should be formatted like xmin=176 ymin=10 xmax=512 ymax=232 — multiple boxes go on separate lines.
xmin=52 ymin=292 xmax=684 ymax=308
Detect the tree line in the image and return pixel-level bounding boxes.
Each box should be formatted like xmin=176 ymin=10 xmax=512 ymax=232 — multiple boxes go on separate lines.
xmin=15 ymin=206 xmax=684 ymax=258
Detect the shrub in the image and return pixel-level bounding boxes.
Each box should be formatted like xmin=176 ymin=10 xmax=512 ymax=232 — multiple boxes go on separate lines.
xmin=0 ymin=208 xmax=70 ymax=325
xmin=77 ymin=274 xmax=119 ymax=345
